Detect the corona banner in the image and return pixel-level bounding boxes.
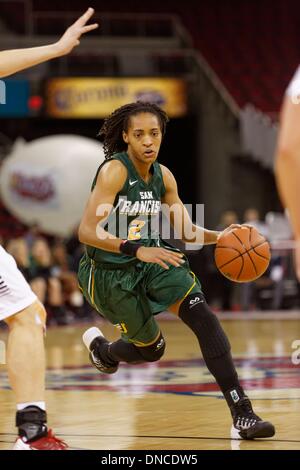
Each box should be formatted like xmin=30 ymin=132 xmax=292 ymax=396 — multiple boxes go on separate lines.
xmin=46 ymin=78 xmax=187 ymax=118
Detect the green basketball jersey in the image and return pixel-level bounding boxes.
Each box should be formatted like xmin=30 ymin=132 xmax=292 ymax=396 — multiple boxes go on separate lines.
xmin=86 ymin=152 xmax=166 ymax=265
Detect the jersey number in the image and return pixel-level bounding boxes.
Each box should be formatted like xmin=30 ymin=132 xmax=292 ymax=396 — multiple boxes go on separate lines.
xmin=128 ymin=219 xmax=145 ymax=241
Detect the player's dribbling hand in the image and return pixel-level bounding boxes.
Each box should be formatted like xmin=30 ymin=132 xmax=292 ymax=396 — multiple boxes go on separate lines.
xmin=217 ymin=223 xmax=253 ymax=241
xmin=54 ymin=7 xmax=99 ymax=57
xmin=217 ymin=224 xmax=243 ymax=240
xmin=136 ymin=246 xmax=185 ymax=270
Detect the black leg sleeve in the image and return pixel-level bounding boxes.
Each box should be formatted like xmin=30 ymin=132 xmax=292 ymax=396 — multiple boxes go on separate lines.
xmin=179 ymin=293 xmax=243 ymax=395
xmin=107 ymin=332 xmax=165 ymax=364
xmin=108 ymin=339 xmax=145 ymax=364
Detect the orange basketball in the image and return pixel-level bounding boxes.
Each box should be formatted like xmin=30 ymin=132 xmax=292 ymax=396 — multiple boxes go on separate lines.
xmin=214 ymin=226 xmax=271 ymax=283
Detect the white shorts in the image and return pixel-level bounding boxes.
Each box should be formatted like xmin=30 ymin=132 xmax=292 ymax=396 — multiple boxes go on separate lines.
xmin=286 ymin=65 xmax=300 ymax=102
xmin=0 ymin=245 xmax=37 ymax=321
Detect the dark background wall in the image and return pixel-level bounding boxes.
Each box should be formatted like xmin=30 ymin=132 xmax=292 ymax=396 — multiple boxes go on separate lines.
xmin=0 ymin=114 xmax=198 ymax=205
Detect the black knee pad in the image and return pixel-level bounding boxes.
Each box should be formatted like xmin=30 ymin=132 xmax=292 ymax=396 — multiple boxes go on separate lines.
xmin=136 ymin=332 xmax=166 ymax=362
xmin=179 ymin=293 xmax=230 ymax=359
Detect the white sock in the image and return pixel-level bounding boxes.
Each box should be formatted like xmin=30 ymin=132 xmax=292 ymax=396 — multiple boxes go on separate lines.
xmin=82 ymin=327 xmax=103 ymax=350
xmin=17 ymin=401 xmax=46 ymax=411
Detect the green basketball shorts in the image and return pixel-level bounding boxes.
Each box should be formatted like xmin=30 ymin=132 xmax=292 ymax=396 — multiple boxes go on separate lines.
xmin=78 ymin=253 xmax=202 ymax=346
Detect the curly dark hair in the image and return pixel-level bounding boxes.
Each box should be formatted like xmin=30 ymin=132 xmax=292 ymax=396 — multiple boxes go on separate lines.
xmin=98 ymin=101 xmax=169 ymax=159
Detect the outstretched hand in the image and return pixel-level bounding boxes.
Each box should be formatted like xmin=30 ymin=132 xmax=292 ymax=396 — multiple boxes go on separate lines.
xmin=54 ymin=7 xmax=99 ymax=56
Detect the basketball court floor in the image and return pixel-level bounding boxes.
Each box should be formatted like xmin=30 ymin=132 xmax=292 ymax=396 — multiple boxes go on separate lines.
xmin=0 ymin=314 xmax=299 ymax=450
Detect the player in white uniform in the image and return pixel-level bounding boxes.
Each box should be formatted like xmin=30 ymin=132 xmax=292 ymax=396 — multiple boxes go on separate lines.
xmin=0 ymin=246 xmax=37 ymax=319
xmin=0 ymin=8 xmax=98 ymax=450
xmin=275 ymin=66 xmax=300 ymax=282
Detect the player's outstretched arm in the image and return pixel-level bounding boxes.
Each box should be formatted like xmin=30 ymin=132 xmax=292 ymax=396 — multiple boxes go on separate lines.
xmin=0 ymin=7 xmax=98 ymax=78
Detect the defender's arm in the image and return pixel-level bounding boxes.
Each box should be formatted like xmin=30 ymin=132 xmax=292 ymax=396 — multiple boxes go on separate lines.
xmin=0 ymin=8 xmax=98 ymax=78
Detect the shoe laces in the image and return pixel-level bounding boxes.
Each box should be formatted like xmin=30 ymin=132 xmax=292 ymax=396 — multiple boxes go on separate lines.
xmin=48 ymin=429 xmax=67 ymax=446
xmin=235 ymin=416 xmax=257 ymax=429
xmin=234 ymin=398 xmax=260 ymax=428
xmin=33 ymin=429 xmax=68 ymax=449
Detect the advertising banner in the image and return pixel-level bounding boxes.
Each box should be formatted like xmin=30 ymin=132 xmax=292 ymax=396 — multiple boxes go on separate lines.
xmin=46 ymin=78 xmax=187 ymax=118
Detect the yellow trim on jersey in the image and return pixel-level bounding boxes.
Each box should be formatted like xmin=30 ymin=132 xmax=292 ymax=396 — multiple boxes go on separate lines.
xmin=131 ymin=330 xmax=161 ymax=347
xmin=87 ymin=259 xmax=96 ymax=306
xmin=114 ymin=322 xmax=128 ymax=334
xmin=182 ymin=271 xmax=196 ymax=299
xmin=91 ymin=267 xmax=95 ymax=305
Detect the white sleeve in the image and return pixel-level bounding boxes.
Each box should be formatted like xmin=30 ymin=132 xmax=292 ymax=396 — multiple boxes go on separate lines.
xmin=286 ymin=65 xmax=300 ymax=103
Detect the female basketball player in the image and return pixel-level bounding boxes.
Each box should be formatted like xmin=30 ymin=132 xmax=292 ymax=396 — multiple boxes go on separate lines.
xmin=79 ymin=102 xmax=275 ymax=440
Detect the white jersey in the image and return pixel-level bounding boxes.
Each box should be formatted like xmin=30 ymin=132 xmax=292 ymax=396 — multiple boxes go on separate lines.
xmin=286 ymin=65 xmax=300 ymax=102
xmin=0 ymin=245 xmax=37 ymax=320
